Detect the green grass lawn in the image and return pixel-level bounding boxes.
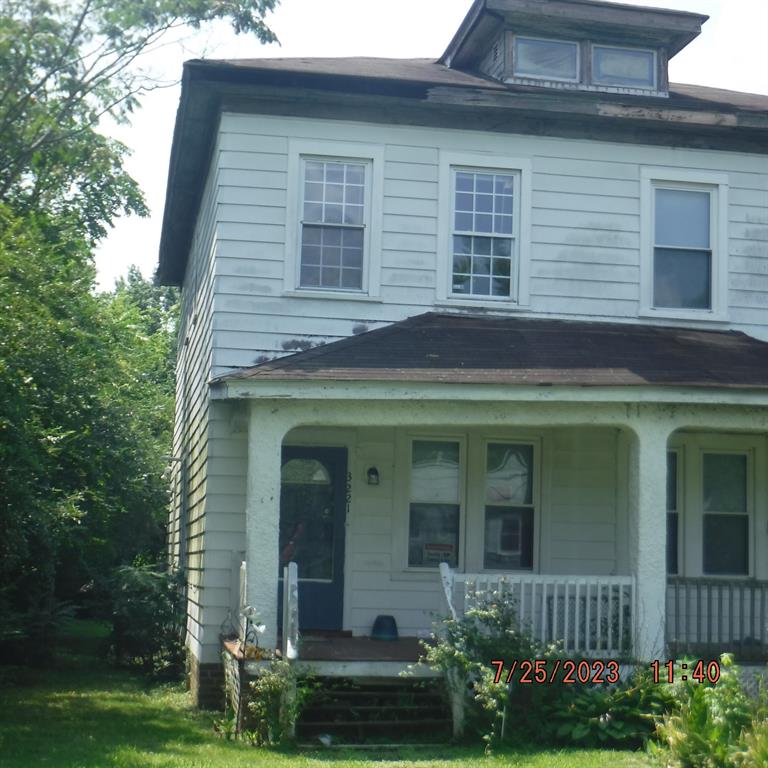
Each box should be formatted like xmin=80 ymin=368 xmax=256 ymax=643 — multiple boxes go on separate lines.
xmin=0 ymin=621 xmax=651 ymax=768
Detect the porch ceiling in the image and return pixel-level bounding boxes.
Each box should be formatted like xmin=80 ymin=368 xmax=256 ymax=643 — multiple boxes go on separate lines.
xmin=220 ymin=313 xmax=768 ymax=390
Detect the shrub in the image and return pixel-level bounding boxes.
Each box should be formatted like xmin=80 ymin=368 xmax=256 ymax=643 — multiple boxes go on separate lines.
xmin=420 ymin=586 xmax=674 ymax=750
xmin=546 ymin=666 xmax=677 ymax=748
xmin=652 ymin=655 xmax=753 ymax=768
xmin=737 ymin=719 xmax=768 ymax=768
xmin=109 ymin=564 xmax=185 ymax=677
xmin=244 ymin=658 xmax=315 ymax=746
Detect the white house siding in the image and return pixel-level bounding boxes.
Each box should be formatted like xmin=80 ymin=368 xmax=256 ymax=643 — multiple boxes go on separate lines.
xmin=209 ymin=113 xmax=768 ymax=376
xmin=234 ymin=424 xmax=623 ymax=639
xmin=169 ymin=142 xmax=220 ymax=662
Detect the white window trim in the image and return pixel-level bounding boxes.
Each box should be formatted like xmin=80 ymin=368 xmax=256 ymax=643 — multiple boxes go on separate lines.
xmin=467 ymin=436 xmax=541 ymax=574
xmin=513 ymin=35 xmax=581 ymax=84
xmin=591 ymin=44 xmax=657 ymax=91
xmin=285 ymin=139 xmax=384 ymax=298
xmin=437 ymin=152 xmax=532 ymax=308
xmin=640 ymin=167 xmax=729 ymax=322
xmin=396 ymin=433 xmax=468 ymax=572
xmin=667 ymin=447 xmax=684 ymax=576
xmin=670 ymin=433 xmax=766 ymax=580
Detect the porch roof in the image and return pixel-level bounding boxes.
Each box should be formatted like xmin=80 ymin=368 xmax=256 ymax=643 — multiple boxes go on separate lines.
xmin=220 ymin=313 xmax=768 ymax=390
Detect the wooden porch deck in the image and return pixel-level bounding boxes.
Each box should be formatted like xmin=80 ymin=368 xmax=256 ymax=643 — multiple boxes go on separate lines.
xmin=296 ymin=635 xmax=426 ymax=662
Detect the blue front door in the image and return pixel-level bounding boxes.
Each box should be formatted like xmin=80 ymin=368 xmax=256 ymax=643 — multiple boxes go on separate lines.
xmin=278 ymin=446 xmax=347 ymax=631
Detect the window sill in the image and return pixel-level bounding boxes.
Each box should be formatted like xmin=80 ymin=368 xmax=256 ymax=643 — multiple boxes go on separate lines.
xmin=436 ymin=298 xmax=529 ymax=312
xmin=638 ymin=308 xmax=729 ymax=325
xmin=283 ymin=290 xmax=383 ymax=303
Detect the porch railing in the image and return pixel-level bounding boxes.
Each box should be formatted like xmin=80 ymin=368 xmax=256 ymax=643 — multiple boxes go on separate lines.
xmin=237 ymin=560 xmax=299 ymax=659
xmin=281 ymin=561 xmax=299 ymax=660
xmin=440 ymin=563 xmax=635 ymax=657
xmin=667 ymin=577 xmax=768 ymax=661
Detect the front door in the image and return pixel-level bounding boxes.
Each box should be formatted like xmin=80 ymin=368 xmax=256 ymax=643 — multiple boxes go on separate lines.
xmin=278 ymin=446 xmax=347 ymax=632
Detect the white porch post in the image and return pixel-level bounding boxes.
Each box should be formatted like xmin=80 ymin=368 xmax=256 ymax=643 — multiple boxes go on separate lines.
xmin=627 ymin=420 xmax=672 ymax=661
xmin=245 ymin=403 xmax=291 ymax=652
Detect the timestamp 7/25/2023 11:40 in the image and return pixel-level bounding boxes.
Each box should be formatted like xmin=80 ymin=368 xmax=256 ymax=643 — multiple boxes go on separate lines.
xmin=489 ymin=659 xmax=722 ymax=685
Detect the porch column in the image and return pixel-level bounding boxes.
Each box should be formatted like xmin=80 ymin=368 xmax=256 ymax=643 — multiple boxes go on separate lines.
xmin=245 ymin=402 xmax=292 ymax=652
xmin=627 ymin=420 xmax=672 ymax=661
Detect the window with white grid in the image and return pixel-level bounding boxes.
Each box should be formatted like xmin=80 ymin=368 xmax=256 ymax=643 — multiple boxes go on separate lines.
xmin=299 ymin=159 xmax=368 ymax=291
xmin=451 ymin=169 xmax=518 ymax=298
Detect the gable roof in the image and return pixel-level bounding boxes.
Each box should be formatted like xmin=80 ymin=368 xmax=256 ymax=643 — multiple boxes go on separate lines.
xmin=221 ymin=313 xmax=768 ymax=390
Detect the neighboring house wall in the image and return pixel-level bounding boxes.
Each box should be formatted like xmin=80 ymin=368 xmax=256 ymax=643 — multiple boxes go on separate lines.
xmin=210 ymin=112 xmax=768 ymax=376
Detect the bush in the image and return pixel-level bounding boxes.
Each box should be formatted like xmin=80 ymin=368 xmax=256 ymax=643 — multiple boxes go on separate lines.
xmin=652 ymin=655 xmax=754 ymax=768
xmin=546 ymin=666 xmax=677 ymax=748
xmin=109 ymin=564 xmax=185 ymax=677
xmin=420 ymin=586 xmax=674 ymax=750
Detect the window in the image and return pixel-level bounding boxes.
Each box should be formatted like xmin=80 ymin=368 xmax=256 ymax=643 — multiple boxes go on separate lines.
xmin=299 ymin=158 xmax=367 ymax=291
xmin=484 ymin=443 xmax=534 ymax=570
xmin=408 ymin=440 xmax=461 ymax=567
xmin=702 ymin=453 xmax=749 ymax=575
xmin=452 ymin=170 xmax=517 ymax=298
xmin=640 ymin=169 xmax=728 ymax=320
xmin=666 ymin=451 xmax=679 ymax=575
xmin=592 ymin=46 xmax=656 ymax=89
xmin=654 ymin=187 xmax=712 ymax=310
xmin=514 ymin=37 xmax=579 ymax=82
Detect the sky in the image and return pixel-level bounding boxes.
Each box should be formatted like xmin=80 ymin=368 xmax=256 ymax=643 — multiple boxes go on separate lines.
xmin=94 ymin=0 xmax=768 ymax=290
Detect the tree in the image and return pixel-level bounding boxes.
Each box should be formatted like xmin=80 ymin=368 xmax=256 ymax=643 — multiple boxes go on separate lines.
xmin=0 ymin=0 xmax=275 ymax=646
xmin=0 ymin=0 xmax=278 ymax=238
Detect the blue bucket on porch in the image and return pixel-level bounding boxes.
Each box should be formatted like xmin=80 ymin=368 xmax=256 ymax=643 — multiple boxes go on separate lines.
xmin=371 ymin=614 xmax=398 ymax=641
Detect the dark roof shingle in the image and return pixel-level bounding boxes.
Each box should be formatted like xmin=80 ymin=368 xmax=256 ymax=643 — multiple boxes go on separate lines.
xmin=223 ymin=313 xmax=768 ymax=389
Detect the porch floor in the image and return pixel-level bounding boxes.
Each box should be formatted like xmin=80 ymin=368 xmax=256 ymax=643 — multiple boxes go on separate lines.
xmin=297 ymin=635 xmax=426 ymax=662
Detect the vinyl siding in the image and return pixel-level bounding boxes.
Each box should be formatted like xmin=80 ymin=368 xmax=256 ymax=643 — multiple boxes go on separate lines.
xmin=208 ymin=113 xmax=768 ymax=375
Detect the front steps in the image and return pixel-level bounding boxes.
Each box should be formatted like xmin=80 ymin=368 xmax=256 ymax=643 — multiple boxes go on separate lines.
xmin=297 ymin=677 xmax=452 ymax=746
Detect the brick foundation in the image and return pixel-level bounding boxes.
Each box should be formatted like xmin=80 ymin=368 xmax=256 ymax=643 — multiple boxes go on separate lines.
xmin=188 ymin=653 xmax=225 ymax=710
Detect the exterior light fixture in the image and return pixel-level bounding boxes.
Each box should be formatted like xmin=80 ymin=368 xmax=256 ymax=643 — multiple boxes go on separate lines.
xmin=366 ymin=467 xmax=380 ymax=485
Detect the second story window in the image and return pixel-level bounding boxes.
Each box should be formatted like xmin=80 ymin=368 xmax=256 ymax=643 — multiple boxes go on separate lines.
xmin=452 ymin=169 xmax=517 ymax=299
xmin=300 ymin=158 xmax=368 ymax=291
xmin=653 ymin=186 xmax=713 ymax=311
xmin=640 ymin=168 xmax=728 ymax=321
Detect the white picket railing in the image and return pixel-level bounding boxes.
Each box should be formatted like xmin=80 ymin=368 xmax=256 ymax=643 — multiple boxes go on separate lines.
xmin=282 ymin=561 xmax=299 ymax=660
xmin=237 ymin=559 xmax=299 ymax=659
xmin=440 ymin=563 xmax=635 ymax=657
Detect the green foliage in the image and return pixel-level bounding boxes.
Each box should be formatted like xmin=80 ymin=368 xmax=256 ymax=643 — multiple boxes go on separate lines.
xmin=546 ymin=667 xmax=677 ymax=748
xmin=0 ymin=204 xmax=180 ymax=646
xmin=0 ymin=0 xmax=278 ymax=240
xmin=421 ymin=589 xmax=676 ymax=751
xmin=109 ymin=564 xmax=185 ymax=676
xmin=651 ymin=655 xmax=754 ymax=768
xmin=737 ymin=719 xmax=768 ymax=768
xmin=245 ymin=659 xmax=315 ymax=746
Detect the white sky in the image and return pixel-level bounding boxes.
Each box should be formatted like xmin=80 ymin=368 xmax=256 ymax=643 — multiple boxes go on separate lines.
xmin=94 ymin=0 xmax=768 ymax=290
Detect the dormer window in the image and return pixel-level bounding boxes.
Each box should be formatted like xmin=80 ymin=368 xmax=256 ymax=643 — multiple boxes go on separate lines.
xmin=592 ymin=45 xmax=657 ymax=90
xmin=513 ymin=37 xmax=579 ymax=83
xmin=443 ymin=0 xmax=709 ymax=100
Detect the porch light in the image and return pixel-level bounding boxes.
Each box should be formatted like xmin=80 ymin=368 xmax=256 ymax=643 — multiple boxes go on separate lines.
xmin=366 ymin=467 xmax=380 ymax=485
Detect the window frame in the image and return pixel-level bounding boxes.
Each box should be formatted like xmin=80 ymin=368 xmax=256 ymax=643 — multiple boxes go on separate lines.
xmin=404 ymin=434 xmax=467 ymax=571
xmin=591 ymin=44 xmax=657 ymax=90
xmin=285 ymin=140 xmax=384 ymax=299
xmin=640 ymin=168 xmax=729 ymax=322
xmin=700 ymin=449 xmax=752 ymax=577
xmin=666 ymin=448 xmax=683 ymax=576
xmin=437 ymin=152 xmax=532 ymax=308
xmin=669 ymin=434 xmax=765 ymax=580
xmin=512 ymin=35 xmax=581 ymax=84
xmin=478 ymin=438 xmax=539 ymax=573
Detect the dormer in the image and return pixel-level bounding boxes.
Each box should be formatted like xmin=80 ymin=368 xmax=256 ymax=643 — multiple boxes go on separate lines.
xmin=441 ymin=0 xmax=708 ymax=98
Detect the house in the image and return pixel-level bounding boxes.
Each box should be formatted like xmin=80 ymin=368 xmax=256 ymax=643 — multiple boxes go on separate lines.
xmin=158 ymin=0 xmax=768 ymax=711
